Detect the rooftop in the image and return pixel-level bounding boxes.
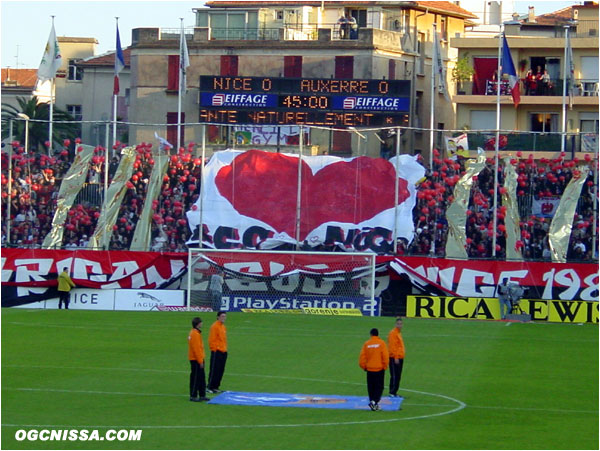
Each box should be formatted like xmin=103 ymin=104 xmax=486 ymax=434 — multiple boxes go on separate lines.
xmin=1 ymin=68 xmax=37 ymax=88
xmin=77 ymin=48 xmax=131 ymax=67
xmin=203 ymin=1 xmax=477 ymax=19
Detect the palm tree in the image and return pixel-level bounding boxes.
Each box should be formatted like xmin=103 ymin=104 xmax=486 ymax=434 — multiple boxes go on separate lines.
xmin=1 ymin=96 xmax=79 ymax=152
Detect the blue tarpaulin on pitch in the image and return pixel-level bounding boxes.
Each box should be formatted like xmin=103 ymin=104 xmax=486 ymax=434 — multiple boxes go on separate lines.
xmin=207 ymin=391 xmax=403 ymax=411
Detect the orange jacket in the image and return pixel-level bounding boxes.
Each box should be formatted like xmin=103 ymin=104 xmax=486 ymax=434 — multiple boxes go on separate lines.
xmin=208 ymin=321 xmax=227 ymax=352
xmin=388 ymin=328 xmax=405 ymax=359
xmin=188 ymin=328 xmax=205 ymax=364
xmin=359 ymin=336 xmax=389 ymax=372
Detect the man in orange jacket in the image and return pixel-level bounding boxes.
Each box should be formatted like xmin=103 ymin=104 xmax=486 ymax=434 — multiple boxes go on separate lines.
xmin=359 ymin=328 xmax=389 ymax=411
xmin=207 ymin=311 xmax=228 ymax=393
xmin=188 ymin=317 xmax=208 ymax=402
xmin=388 ymin=317 xmax=405 ymax=398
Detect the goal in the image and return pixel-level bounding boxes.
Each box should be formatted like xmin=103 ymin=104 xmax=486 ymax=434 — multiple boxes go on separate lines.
xmin=186 ymin=249 xmax=379 ymax=316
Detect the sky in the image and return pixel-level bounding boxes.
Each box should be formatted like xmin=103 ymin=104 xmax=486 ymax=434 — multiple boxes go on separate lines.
xmin=0 ymin=0 xmax=583 ymax=70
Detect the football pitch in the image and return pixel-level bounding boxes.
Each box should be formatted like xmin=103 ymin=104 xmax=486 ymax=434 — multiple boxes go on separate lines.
xmin=1 ymin=308 xmax=598 ymax=450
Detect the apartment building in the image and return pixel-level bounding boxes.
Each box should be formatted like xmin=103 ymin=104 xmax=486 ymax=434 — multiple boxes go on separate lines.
xmin=452 ymin=2 xmax=599 ymax=156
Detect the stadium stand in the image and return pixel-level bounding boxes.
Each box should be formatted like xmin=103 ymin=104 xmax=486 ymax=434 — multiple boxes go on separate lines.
xmin=1 ymin=140 xmax=597 ymax=262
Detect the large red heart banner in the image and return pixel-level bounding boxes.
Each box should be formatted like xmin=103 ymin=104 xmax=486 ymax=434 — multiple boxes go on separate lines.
xmin=186 ymin=149 xmax=425 ymax=252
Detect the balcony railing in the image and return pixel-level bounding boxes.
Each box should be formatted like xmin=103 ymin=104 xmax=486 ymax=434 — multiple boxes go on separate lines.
xmin=458 ymin=78 xmax=599 ymax=97
xmin=458 ymin=131 xmax=598 ymax=153
xmin=210 ymin=27 xmax=281 ymax=40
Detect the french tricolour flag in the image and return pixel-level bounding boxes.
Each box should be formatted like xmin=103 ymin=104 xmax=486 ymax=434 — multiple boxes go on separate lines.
xmin=501 ymin=35 xmax=520 ymax=107
xmin=114 ymin=25 xmax=125 ymax=95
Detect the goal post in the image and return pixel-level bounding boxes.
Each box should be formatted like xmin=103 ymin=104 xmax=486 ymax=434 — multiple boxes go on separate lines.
xmin=186 ymin=249 xmax=379 ymax=316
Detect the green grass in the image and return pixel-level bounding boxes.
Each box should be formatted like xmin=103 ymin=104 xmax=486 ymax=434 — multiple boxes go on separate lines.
xmin=1 ymin=308 xmax=598 ymax=450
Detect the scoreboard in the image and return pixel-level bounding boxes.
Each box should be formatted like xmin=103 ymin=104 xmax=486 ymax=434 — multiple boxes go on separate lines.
xmin=198 ymin=76 xmax=410 ymax=127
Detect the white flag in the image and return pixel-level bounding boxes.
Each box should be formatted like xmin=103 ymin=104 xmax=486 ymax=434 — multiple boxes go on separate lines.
xmin=154 ymin=132 xmax=172 ymax=152
xmin=433 ymin=28 xmax=450 ymax=102
xmin=179 ymin=24 xmax=190 ymax=92
xmin=37 ymin=23 xmax=62 ymax=82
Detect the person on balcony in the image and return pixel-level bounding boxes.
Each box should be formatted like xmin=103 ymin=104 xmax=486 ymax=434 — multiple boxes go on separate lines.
xmin=534 ymin=66 xmax=544 ymax=95
xmin=348 ymin=14 xmax=358 ymax=39
xmin=337 ymin=14 xmax=349 ymax=39
xmin=524 ymin=69 xmax=535 ymax=95
xmin=540 ymin=69 xmax=551 ymax=95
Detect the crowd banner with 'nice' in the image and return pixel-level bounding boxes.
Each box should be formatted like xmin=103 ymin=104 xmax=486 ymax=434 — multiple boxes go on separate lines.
xmin=445 ymin=154 xmax=486 ymax=259
xmin=186 ymin=149 xmax=425 ymax=251
xmin=42 ymin=144 xmax=94 ymax=249
xmin=88 ymin=147 xmax=136 ymax=250
xmin=549 ymin=165 xmax=591 ymax=263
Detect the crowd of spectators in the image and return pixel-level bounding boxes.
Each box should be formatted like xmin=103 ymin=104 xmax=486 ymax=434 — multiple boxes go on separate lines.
xmin=1 ymin=139 xmax=597 ymax=262
xmin=1 ymin=139 xmax=201 ymax=252
xmin=407 ymin=148 xmax=597 ymax=261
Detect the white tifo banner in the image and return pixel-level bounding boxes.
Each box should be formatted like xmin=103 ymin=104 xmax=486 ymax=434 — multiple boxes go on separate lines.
xmin=186 ymin=149 xmax=425 ymax=250
xmin=13 ymin=289 xmax=184 ymax=311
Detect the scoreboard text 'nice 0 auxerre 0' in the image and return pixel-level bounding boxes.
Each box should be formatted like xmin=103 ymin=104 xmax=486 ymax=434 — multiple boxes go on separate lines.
xmin=199 ymin=76 xmax=411 ymax=127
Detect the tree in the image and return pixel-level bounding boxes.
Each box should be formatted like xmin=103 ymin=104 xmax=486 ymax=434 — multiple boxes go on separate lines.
xmin=1 ymin=96 xmax=78 ymax=152
xmin=451 ymin=55 xmax=475 ymax=95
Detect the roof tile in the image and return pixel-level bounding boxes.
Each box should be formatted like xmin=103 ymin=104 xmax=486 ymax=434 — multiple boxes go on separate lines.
xmin=1 ymin=68 xmax=38 ymax=87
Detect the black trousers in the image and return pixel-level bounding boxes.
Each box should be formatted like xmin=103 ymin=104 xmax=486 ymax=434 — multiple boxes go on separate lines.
xmin=58 ymin=291 xmax=70 ymax=309
xmin=366 ymin=370 xmax=385 ymax=403
xmin=389 ymin=358 xmax=404 ymax=395
xmin=189 ymin=360 xmax=206 ymax=398
xmin=208 ymin=350 xmax=227 ymax=390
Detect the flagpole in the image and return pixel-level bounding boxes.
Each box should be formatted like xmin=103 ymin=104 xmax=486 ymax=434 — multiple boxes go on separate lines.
xmin=177 ymin=18 xmax=184 ymax=151
xmin=49 ymin=16 xmax=55 ymax=154
xmin=429 ymin=23 xmax=436 ymax=170
xmin=112 ymin=17 xmax=119 ymax=153
xmin=492 ymin=28 xmax=503 ymax=258
xmin=393 ymin=126 xmax=401 ymax=254
xmin=561 ymin=25 xmax=569 ymax=153
xmin=199 ymin=124 xmax=206 ymax=249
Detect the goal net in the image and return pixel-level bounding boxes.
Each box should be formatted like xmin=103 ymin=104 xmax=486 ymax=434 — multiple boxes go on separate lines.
xmin=186 ymin=249 xmax=379 ymax=316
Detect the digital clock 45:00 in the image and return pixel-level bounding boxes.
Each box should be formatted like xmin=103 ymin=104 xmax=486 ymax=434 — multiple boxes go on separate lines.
xmin=278 ymin=95 xmax=330 ymax=109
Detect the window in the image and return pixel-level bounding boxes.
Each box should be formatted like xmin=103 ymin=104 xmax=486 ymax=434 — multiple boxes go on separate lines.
xmin=417 ymin=33 xmax=425 ymax=75
xmin=167 ymin=55 xmax=180 ymax=91
xmin=580 ymin=112 xmax=599 ymax=132
xmin=530 ymin=113 xmax=559 ymax=132
xmin=275 ymin=10 xmax=284 ymax=21
xmin=439 ymin=16 xmax=447 ymax=41
xmin=221 ymin=55 xmax=239 ymax=76
xmin=470 ymin=110 xmax=495 ymax=130
xmin=332 ymin=131 xmax=352 ymax=155
xmin=388 ymin=59 xmax=396 ymax=80
xmin=167 ymin=112 xmax=185 ymax=148
xmin=335 ymin=56 xmax=354 ymax=79
xmin=67 ymin=105 xmax=82 ymax=137
xmin=68 ymin=59 xmax=83 ymax=81
xmin=402 ymin=10 xmax=411 ymax=34
xmin=284 ymin=56 xmax=302 ymax=78
xmin=473 ymin=57 xmax=497 ymax=95
xmin=67 ymin=105 xmax=82 ymax=120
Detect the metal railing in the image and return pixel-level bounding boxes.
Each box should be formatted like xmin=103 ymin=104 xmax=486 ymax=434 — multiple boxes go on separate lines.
xmin=457 ymin=78 xmax=599 ymax=97
xmin=209 ymin=27 xmax=280 ymax=40
xmin=459 ymin=131 xmax=598 ymax=153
